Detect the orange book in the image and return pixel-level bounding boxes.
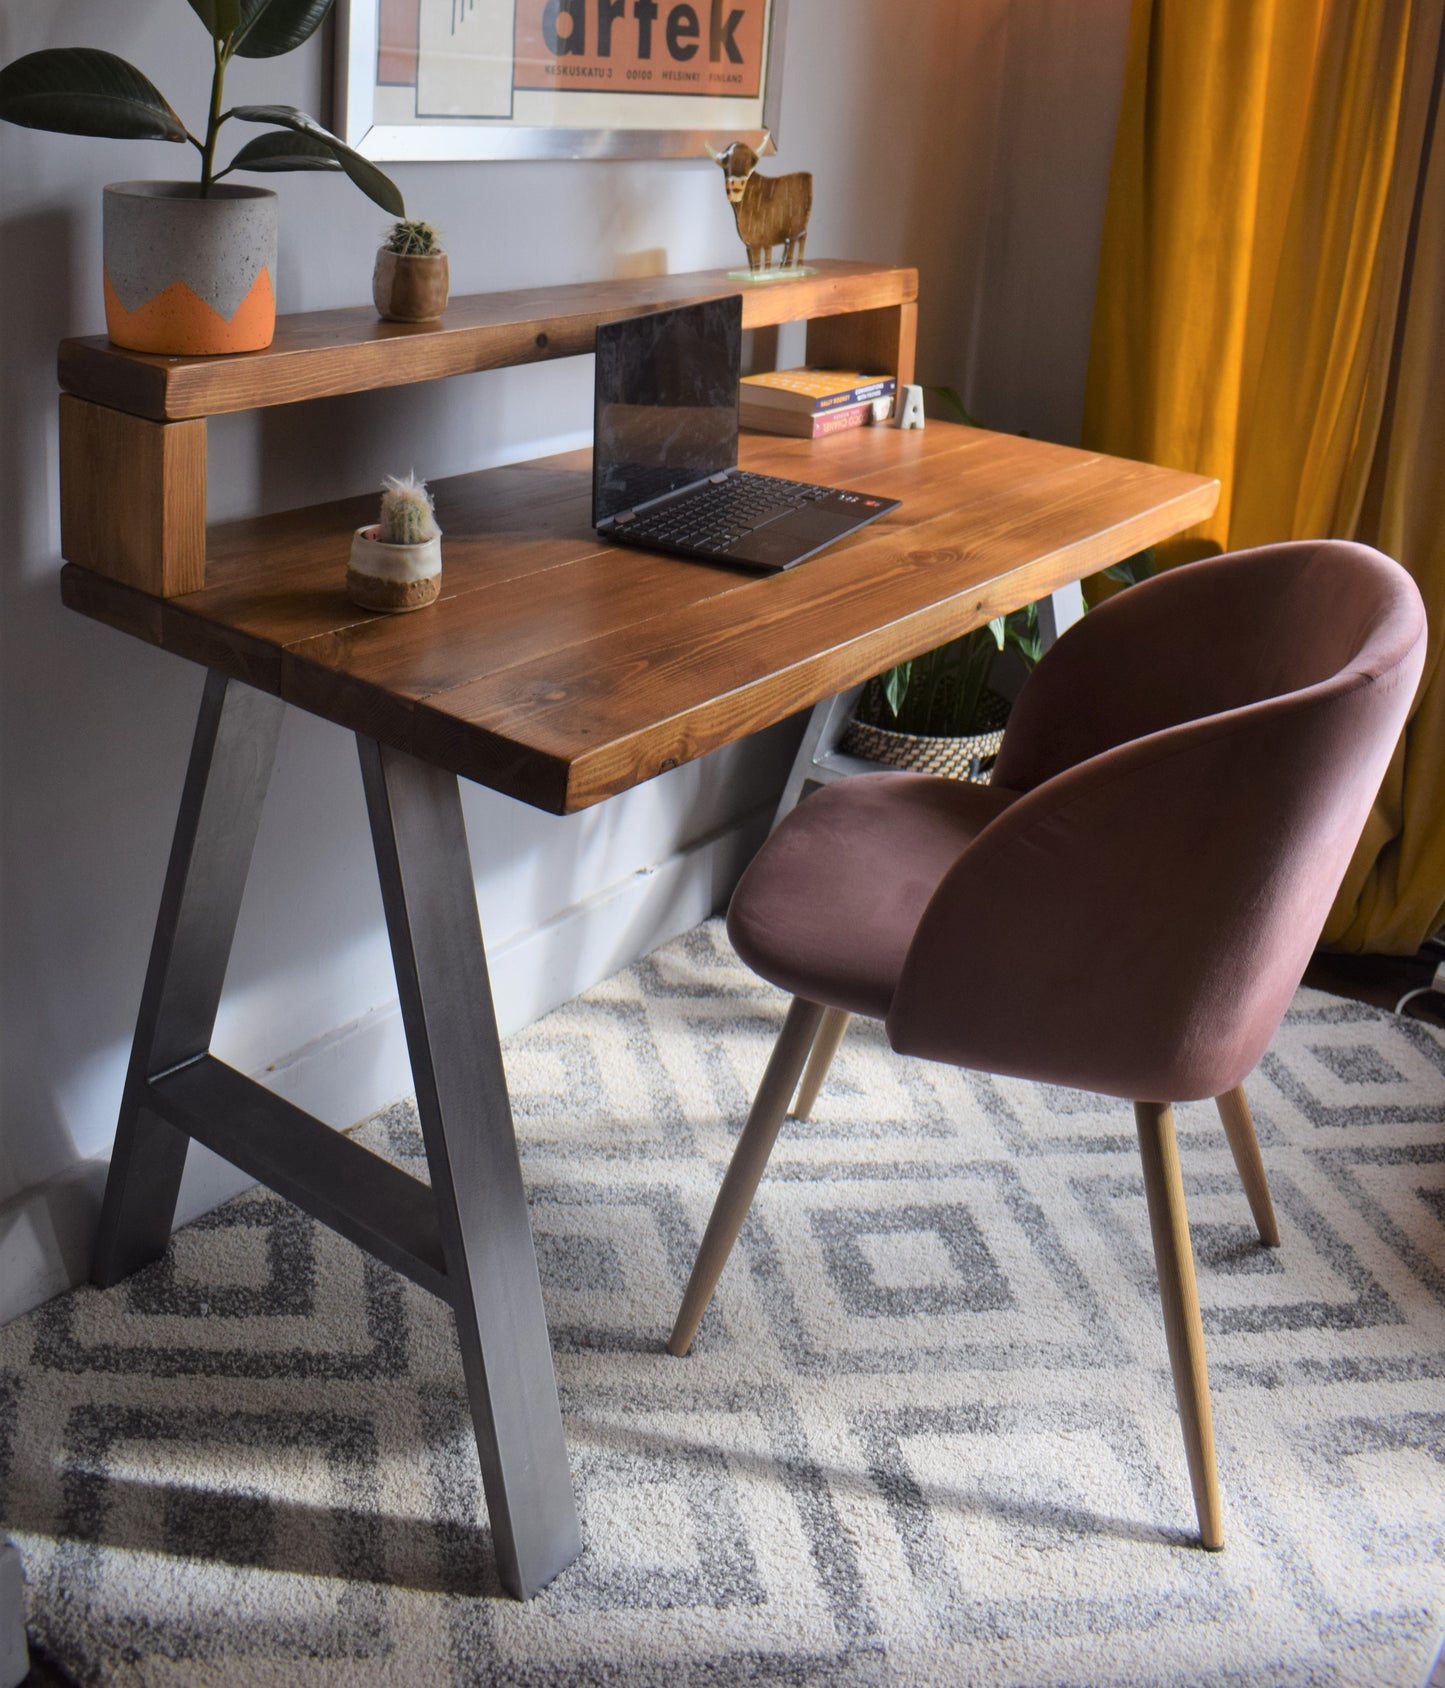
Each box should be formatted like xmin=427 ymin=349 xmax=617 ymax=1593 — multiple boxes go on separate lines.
xmin=740 ymin=367 xmax=897 ymax=415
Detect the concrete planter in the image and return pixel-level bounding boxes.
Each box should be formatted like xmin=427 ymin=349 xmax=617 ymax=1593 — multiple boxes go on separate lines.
xmin=346 ymin=525 xmax=442 ymax=613
xmin=103 ymin=181 xmax=277 ymax=355
xmin=372 ymin=249 xmax=450 ymax=322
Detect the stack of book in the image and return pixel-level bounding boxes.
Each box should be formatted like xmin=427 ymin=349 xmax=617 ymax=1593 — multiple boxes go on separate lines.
xmin=739 ymin=367 xmax=897 ymax=438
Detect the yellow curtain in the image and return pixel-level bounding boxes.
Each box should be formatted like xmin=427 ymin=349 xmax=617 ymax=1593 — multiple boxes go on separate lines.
xmin=1083 ymin=0 xmax=1445 ymax=953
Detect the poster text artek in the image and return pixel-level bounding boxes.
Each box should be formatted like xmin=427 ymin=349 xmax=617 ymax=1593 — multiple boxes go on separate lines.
xmin=514 ymin=0 xmax=767 ymax=98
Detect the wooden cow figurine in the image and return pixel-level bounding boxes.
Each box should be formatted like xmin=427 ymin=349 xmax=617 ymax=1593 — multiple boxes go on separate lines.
xmin=706 ymin=131 xmax=812 ymax=272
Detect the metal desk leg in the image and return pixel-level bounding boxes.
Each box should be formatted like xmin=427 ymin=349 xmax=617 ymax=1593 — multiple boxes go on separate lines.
xmin=772 ymin=684 xmax=865 ymax=827
xmin=1037 ymin=581 xmax=1085 ymax=648
xmin=358 ymin=739 xmax=582 ymax=1600
xmin=93 ymin=672 xmax=285 ymax=1285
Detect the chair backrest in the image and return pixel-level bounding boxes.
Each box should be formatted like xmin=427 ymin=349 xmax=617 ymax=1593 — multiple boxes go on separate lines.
xmin=886 ymin=541 xmax=1427 ymax=1102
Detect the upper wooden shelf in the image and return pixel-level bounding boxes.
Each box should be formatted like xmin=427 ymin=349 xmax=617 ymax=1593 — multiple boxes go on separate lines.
xmin=57 ymin=259 xmax=918 ymax=424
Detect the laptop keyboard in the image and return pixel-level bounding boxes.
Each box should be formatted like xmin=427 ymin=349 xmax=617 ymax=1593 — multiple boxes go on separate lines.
xmin=617 ymin=471 xmax=833 ymax=554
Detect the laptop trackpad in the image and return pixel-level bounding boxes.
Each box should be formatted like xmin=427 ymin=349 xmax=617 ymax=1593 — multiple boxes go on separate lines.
xmin=726 ymin=504 xmax=865 ymax=571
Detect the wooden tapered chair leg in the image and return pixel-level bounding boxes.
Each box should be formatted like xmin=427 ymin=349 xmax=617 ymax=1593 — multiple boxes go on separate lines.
xmin=1134 ymin=1101 xmax=1224 ymax=1550
xmin=1214 ymin=1084 xmax=1281 ymax=1246
xmin=791 ymin=1006 xmax=852 ymax=1120
xmin=668 ymin=996 xmax=826 ymax=1356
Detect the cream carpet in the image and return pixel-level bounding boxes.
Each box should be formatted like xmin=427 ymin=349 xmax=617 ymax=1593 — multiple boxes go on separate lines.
xmin=2 ymin=921 xmax=1443 ymax=1686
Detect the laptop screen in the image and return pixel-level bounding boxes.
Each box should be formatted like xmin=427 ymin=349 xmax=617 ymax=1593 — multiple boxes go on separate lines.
xmin=593 ymin=295 xmax=742 ymax=526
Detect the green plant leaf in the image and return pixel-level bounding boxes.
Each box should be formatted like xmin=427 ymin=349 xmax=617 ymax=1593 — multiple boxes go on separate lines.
xmin=233 ymin=0 xmax=337 ymax=59
xmin=883 ymin=662 xmax=912 ymax=720
xmin=221 ymin=128 xmax=343 ymax=174
xmin=0 ymin=49 xmax=187 ymax=142
xmin=1103 ymin=546 xmax=1158 ymax=587
xmin=987 ymin=616 xmax=1006 ymax=649
xmin=230 ymin=105 xmax=404 ymax=213
xmin=1001 ymin=603 xmax=1042 ymax=668
xmin=187 ymin=0 xmax=244 ymax=40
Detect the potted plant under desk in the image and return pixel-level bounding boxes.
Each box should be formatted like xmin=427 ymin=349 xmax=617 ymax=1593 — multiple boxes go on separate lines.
xmin=0 ymin=3 xmax=405 ymax=355
xmin=840 ymin=381 xmax=1035 ymax=782
xmin=841 ymin=609 xmax=1038 ymax=783
xmin=841 ymin=554 xmax=1157 ymax=782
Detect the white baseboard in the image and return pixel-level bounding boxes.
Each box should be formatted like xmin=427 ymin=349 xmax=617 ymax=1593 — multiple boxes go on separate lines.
xmin=0 ymin=807 xmax=769 ymax=1327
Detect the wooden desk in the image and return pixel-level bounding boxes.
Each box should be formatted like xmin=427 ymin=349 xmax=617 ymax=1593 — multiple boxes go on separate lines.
xmin=57 ymin=265 xmax=1217 ymax=1601
xmin=62 ymin=421 xmax=1212 ymax=813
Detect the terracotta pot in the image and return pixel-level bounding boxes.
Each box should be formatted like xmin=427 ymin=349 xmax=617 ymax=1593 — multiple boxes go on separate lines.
xmin=346 ymin=525 xmax=442 ymax=613
xmin=373 ymin=249 xmax=450 ymax=323
xmin=103 ymin=181 xmax=277 ymax=355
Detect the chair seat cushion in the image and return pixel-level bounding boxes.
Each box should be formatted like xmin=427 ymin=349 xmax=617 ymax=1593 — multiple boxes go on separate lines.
xmin=727 ymin=772 xmax=1018 ymax=1019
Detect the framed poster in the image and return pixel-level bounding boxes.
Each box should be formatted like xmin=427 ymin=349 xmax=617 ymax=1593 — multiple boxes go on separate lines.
xmin=335 ymin=0 xmax=787 ymax=162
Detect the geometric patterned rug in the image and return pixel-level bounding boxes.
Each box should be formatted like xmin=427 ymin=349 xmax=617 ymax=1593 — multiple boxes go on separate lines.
xmin=2 ymin=920 xmax=1442 ymax=1687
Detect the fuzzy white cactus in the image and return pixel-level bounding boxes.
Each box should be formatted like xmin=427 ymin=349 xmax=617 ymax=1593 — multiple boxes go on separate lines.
xmin=377 ymin=472 xmax=439 ymax=546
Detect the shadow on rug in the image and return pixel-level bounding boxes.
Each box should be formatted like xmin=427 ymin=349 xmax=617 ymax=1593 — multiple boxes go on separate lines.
xmin=2 ymin=922 xmax=1443 ymax=1686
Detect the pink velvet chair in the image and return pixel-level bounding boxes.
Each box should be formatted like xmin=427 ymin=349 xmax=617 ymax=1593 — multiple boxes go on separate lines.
xmin=667 ymin=539 xmax=1426 ymax=1550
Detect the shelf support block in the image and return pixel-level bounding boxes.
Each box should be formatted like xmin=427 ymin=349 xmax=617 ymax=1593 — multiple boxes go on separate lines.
xmin=805 ymin=302 xmax=918 ymax=386
xmin=60 ymin=395 xmax=206 ymax=597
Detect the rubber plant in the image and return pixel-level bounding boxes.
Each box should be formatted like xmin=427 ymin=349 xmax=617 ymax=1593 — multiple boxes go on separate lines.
xmin=0 ymin=1 xmax=404 ymax=353
xmin=0 ymin=1 xmax=402 ymax=212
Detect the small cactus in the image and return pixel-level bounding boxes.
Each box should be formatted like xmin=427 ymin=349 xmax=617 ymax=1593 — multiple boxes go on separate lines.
xmin=377 ymin=473 xmax=439 ymax=546
xmin=383 ymin=219 xmax=443 ymax=257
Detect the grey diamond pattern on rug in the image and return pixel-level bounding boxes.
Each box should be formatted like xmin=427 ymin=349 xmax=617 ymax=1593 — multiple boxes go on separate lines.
xmin=1 ymin=921 xmax=1442 ymax=1687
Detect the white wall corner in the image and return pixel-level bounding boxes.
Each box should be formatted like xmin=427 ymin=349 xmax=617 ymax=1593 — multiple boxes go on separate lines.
xmin=0 ymin=1160 xmax=109 ymax=1329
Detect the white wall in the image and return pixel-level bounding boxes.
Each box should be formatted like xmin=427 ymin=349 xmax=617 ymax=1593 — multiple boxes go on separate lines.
xmin=0 ymin=0 xmax=1131 ymax=1320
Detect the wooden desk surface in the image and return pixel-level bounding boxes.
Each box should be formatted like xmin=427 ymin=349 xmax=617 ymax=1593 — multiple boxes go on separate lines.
xmin=61 ymin=422 xmax=1218 ymax=813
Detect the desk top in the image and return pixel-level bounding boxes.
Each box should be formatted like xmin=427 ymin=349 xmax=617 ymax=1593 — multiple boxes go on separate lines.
xmin=61 ymin=422 xmax=1217 ymax=814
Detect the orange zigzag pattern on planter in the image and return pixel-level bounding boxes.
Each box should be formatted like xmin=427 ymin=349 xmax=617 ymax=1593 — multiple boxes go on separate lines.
xmin=103 ymin=266 xmax=276 ymax=356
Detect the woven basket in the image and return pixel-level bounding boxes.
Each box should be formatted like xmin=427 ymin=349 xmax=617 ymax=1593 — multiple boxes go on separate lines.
xmin=840 ymin=690 xmax=1010 ymax=785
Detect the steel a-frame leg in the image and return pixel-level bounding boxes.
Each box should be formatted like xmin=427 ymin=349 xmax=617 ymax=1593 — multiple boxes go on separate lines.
xmin=358 ymin=737 xmax=580 ymax=1597
xmin=92 ymin=671 xmax=286 ymax=1282
xmin=91 ymin=672 xmax=581 ymax=1599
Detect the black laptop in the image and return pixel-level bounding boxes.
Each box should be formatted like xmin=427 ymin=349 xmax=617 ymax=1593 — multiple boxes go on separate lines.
xmin=592 ymin=295 xmax=900 ymax=572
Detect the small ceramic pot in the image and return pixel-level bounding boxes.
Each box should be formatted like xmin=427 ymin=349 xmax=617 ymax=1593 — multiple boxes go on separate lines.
xmin=347 ymin=525 xmax=442 ymax=613
xmin=372 ymin=249 xmax=450 ymax=323
xmin=103 ymin=181 xmax=277 ymax=355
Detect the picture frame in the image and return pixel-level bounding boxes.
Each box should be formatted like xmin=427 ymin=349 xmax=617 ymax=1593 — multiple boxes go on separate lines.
xmin=335 ymin=0 xmax=788 ymax=163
